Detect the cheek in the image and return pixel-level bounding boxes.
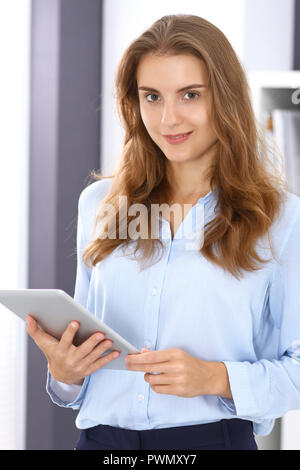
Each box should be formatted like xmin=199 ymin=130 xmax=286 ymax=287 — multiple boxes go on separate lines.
xmin=189 ymin=109 xmax=216 ymax=138
xmin=140 ymin=110 xmax=160 ymax=139
xmin=186 ymin=107 xmax=208 ymax=126
xmin=140 ymin=107 xmax=154 ymax=129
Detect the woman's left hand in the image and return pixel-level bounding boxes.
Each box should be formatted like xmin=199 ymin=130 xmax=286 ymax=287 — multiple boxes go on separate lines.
xmin=125 ymin=347 xmax=227 ymax=398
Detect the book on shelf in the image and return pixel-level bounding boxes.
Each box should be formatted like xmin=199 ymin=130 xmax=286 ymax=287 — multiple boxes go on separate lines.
xmin=271 ymin=109 xmax=300 ymax=197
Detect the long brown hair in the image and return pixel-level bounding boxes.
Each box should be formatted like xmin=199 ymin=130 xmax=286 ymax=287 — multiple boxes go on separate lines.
xmin=82 ymin=14 xmax=289 ymax=280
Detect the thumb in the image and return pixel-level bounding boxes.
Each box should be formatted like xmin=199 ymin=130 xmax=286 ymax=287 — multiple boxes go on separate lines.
xmin=26 ymin=314 xmax=58 ymax=350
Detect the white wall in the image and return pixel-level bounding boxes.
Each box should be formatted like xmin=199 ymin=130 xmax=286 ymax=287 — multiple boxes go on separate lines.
xmin=243 ymin=0 xmax=295 ymax=70
xmin=0 ymin=0 xmax=31 ymax=450
xmin=101 ymin=0 xmax=246 ymax=176
xmin=281 ymin=410 xmax=300 ymax=450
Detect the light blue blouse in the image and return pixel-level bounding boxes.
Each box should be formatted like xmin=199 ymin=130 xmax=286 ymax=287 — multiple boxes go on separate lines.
xmin=46 ymin=177 xmax=300 ymax=436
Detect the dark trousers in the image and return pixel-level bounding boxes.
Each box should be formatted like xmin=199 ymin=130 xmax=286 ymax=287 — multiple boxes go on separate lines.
xmin=74 ymin=419 xmax=258 ymax=450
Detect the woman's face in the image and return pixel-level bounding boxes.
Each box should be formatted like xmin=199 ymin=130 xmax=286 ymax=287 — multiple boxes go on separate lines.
xmin=136 ymin=54 xmax=218 ymax=165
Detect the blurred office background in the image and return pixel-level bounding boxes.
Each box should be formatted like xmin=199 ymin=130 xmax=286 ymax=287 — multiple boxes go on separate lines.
xmin=0 ymin=0 xmax=299 ymax=450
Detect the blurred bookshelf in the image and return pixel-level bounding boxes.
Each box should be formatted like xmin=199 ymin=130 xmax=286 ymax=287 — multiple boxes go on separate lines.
xmin=247 ymin=70 xmax=300 ymax=450
xmin=248 ymin=71 xmax=300 ymax=197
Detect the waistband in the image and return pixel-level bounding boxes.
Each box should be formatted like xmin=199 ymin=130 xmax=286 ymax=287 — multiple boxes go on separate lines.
xmin=86 ymin=419 xmax=254 ymax=449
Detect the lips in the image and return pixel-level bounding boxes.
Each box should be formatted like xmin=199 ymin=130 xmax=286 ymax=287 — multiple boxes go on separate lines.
xmin=163 ymin=131 xmax=193 ymax=138
xmin=163 ymin=131 xmax=193 ymax=144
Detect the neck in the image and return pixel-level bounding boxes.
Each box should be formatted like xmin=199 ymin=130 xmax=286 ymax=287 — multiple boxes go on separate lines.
xmin=165 ymin=140 xmax=217 ymax=201
xmin=166 ymin=167 xmax=212 ymax=203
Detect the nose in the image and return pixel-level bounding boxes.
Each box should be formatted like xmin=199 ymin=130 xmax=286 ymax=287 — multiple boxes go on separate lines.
xmin=161 ymin=101 xmax=183 ymax=128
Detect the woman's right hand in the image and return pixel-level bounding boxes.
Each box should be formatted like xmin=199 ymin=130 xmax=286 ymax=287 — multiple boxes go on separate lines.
xmin=26 ymin=314 xmax=120 ymax=385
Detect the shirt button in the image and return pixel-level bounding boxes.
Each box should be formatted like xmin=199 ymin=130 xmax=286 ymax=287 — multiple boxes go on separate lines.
xmin=138 ymin=394 xmax=144 ymax=401
xmin=151 ymin=288 xmax=157 ymax=295
xmin=145 ymin=341 xmax=152 ymax=349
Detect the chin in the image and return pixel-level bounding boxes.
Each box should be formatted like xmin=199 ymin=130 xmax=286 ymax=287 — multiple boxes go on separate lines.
xmin=165 ymin=155 xmax=192 ymax=164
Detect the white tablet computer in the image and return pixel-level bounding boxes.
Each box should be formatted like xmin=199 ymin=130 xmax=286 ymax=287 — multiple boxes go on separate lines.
xmin=0 ymin=289 xmax=140 ymax=371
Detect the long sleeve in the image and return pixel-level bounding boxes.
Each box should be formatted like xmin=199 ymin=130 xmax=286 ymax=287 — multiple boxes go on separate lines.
xmin=218 ymin=211 xmax=300 ymax=420
xmin=72 ymin=188 xmax=93 ymax=307
xmin=43 ymin=184 xmax=300 ymax=434
xmin=46 ymin=186 xmax=93 ymax=408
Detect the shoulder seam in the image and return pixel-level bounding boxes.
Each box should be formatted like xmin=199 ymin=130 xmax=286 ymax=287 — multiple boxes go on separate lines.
xmin=78 ymin=178 xmax=113 ymax=242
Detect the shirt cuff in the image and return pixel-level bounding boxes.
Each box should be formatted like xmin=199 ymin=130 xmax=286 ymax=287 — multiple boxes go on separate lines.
xmin=50 ymin=376 xmax=82 ymax=402
xmin=46 ymin=370 xmax=89 ymax=409
xmin=218 ymin=360 xmax=258 ymax=418
xmin=218 ymin=396 xmax=237 ymax=414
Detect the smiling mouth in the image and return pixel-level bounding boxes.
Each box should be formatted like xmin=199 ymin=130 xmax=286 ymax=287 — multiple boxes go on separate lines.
xmin=162 ymin=131 xmax=193 ymax=144
xmin=163 ymin=131 xmax=193 ymax=139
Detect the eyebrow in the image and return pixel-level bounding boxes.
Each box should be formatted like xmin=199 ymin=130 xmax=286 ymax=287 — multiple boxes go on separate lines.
xmin=137 ymin=84 xmax=206 ymax=93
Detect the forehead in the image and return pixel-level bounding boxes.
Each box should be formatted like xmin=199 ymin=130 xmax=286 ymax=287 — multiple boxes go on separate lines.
xmin=136 ymin=54 xmax=208 ymax=89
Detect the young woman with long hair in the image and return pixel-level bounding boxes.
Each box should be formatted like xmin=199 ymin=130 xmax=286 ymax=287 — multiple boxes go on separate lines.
xmin=27 ymin=14 xmax=300 ymax=450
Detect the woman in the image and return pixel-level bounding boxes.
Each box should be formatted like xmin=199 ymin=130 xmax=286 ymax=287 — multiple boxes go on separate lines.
xmin=26 ymin=14 xmax=300 ymax=451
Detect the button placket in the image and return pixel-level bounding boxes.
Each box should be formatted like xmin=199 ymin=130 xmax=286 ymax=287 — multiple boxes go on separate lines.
xmin=138 ymin=242 xmax=171 ymax=424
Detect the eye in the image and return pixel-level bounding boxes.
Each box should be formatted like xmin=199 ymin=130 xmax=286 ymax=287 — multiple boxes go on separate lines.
xmin=144 ymin=93 xmax=159 ymax=103
xmin=143 ymin=90 xmax=200 ymax=104
xmin=184 ymin=91 xmax=200 ymax=101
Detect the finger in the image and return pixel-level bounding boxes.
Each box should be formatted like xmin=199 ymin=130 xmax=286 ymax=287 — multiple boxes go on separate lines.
xmin=125 ymin=349 xmax=173 ymax=365
xmin=80 ymin=338 xmax=117 ymax=368
xmin=126 ymin=361 xmax=167 ymax=373
xmin=149 ymin=384 xmax=174 ymax=394
xmin=85 ymin=349 xmax=120 ymax=376
xmin=26 ymin=315 xmax=59 ymax=350
xmin=145 ymin=372 xmax=170 ymax=385
xmin=125 ymin=349 xmax=174 ymax=364
xmin=73 ymin=331 xmax=107 ymax=361
xmin=59 ymin=321 xmax=80 ymax=351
